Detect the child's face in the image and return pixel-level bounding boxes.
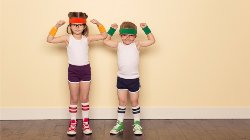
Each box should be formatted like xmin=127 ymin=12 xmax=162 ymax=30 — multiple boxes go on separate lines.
xmin=70 ymin=24 xmax=85 ymax=35
xmin=120 ymin=34 xmax=136 ymax=45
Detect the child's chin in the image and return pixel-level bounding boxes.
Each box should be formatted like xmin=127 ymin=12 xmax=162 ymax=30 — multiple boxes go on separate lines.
xmin=123 ymin=42 xmax=132 ymax=45
xmin=74 ymin=32 xmax=82 ymax=35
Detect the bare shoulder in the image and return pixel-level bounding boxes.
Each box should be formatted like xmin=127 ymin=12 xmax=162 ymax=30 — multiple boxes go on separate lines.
xmin=135 ymin=41 xmax=141 ymax=50
xmin=62 ymin=34 xmax=70 ymax=45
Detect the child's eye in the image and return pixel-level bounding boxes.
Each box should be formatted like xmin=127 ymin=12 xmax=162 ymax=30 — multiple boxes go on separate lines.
xmin=71 ymin=24 xmax=84 ymax=27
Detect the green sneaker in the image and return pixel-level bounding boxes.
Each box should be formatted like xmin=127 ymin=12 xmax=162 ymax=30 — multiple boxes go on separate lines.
xmin=110 ymin=121 xmax=124 ymax=135
xmin=133 ymin=121 xmax=142 ymax=135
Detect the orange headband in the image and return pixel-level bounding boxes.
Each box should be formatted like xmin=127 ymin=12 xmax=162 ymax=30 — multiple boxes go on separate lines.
xmin=69 ymin=18 xmax=86 ymax=24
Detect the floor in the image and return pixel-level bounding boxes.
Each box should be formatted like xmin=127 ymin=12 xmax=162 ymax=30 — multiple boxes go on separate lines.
xmin=1 ymin=119 xmax=250 ymax=140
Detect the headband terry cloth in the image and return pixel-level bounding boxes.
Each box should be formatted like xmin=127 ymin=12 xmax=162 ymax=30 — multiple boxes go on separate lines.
xmin=69 ymin=18 xmax=86 ymax=24
xmin=119 ymin=28 xmax=137 ymax=35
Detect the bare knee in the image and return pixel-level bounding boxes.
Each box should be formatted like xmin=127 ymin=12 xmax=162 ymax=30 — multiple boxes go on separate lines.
xmin=130 ymin=99 xmax=139 ymax=107
xmin=70 ymin=97 xmax=78 ymax=104
xmin=81 ymin=97 xmax=89 ymax=103
xmin=119 ymin=99 xmax=127 ymax=106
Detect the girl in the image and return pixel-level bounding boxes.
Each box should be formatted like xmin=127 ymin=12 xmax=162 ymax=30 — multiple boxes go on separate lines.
xmin=47 ymin=12 xmax=107 ymax=136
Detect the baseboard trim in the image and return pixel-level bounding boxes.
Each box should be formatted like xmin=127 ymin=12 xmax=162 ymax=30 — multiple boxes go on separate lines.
xmin=1 ymin=107 xmax=250 ymax=120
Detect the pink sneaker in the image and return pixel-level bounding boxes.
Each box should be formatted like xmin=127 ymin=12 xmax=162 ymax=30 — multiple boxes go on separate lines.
xmin=67 ymin=120 xmax=77 ymax=136
xmin=82 ymin=118 xmax=92 ymax=135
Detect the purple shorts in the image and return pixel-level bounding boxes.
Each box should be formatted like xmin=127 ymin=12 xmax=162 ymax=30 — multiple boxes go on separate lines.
xmin=68 ymin=64 xmax=91 ymax=83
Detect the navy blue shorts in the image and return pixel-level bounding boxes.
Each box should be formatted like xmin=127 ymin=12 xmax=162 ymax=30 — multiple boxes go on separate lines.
xmin=117 ymin=77 xmax=140 ymax=93
xmin=68 ymin=64 xmax=91 ymax=83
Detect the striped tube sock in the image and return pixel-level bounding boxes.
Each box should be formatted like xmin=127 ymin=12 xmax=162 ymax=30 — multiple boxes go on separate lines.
xmin=132 ymin=106 xmax=140 ymax=122
xmin=69 ymin=105 xmax=77 ymax=120
xmin=117 ymin=106 xmax=126 ymax=122
xmin=81 ymin=102 xmax=90 ymax=124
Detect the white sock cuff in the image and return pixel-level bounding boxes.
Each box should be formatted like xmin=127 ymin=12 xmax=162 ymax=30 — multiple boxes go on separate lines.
xmin=132 ymin=105 xmax=140 ymax=109
xmin=69 ymin=104 xmax=77 ymax=108
xmin=81 ymin=102 xmax=89 ymax=106
xmin=118 ymin=106 xmax=126 ymax=109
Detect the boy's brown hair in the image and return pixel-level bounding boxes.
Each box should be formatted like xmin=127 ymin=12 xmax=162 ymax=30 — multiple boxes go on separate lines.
xmin=120 ymin=22 xmax=137 ymax=30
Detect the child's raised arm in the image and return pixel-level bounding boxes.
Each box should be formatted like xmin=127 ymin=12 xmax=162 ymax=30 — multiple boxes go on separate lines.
xmin=88 ymin=19 xmax=107 ymax=42
xmin=137 ymin=23 xmax=155 ymax=47
xmin=103 ymin=23 xmax=119 ymax=48
xmin=47 ymin=20 xmax=68 ymax=44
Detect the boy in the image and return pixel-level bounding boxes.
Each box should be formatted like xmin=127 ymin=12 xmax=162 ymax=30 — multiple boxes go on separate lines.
xmin=103 ymin=21 xmax=155 ymax=135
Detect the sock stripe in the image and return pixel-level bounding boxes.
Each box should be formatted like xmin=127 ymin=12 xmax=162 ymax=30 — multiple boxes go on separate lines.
xmin=69 ymin=110 xmax=77 ymax=113
xmin=132 ymin=107 xmax=140 ymax=111
xmin=118 ymin=107 xmax=126 ymax=114
xmin=69 ymin=106 xmax=77 ymax=113
xmin=133 ymin=110 xmax=140 ymax=114
xmin=132 ymin=106 xmax=140 ymax=114
xmin=69 ymin=107 xmax=77 ymax=109
xmin=118 ymin=110 xmax=126 ymax=113
xmin=82 ymin=104 xmax=90 ymax=111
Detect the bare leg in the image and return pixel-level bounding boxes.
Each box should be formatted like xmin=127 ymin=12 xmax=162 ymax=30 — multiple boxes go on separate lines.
xmin=79 ymin=81 xmax=92 ymax=134
xmin=68 ymin=82 xmax=80 ymax=105
xmin=117 ymin=89 xmax=128 ymax=106
xmin=129 ymin=91 xmax=139 ymax=107
xmin=67 ymin=82 xmax=80 ymax=136
xmin=79 ymin=81 xmax=91 ymax=103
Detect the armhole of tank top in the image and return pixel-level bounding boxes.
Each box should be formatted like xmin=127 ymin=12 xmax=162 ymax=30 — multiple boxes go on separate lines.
xmin=134 ymin=42 xmax=140 ymax=52
xmin=118 ymin=42 xmax=120 ymax=47
xmin=68 ymin=35 xmax=73 ymax=41
xmin=66 ymin=35 xmax=72 ymax=47
xmin=82 ymin=35 xmax=89 ymax=45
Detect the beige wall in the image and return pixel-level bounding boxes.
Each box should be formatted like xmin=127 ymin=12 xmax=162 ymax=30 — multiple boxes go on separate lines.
xmin=1 ymin=0 xmax=250 ymax=108
xmin=1 ymin=0 xmax=3 ymax=106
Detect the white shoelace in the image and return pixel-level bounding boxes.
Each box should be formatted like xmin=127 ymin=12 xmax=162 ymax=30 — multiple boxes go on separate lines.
xmin=113 ymin=122 xmax=121 ymax=129
xmin=134 ymin=124 xmax=142 ymax=131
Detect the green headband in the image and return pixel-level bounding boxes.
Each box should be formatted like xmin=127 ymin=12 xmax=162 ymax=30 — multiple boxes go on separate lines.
xmin=119 ymin=28 xmax=137 ymax=35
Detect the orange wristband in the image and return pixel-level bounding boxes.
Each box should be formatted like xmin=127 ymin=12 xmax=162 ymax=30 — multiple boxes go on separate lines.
xmin=98 ymin=25 xmax=106 ymax=33
xmin=49 ymin=26 xmax=58 ymax=36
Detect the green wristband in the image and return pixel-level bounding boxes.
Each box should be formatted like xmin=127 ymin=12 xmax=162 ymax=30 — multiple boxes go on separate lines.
xmin=142 ymin=26 xmax=151 ymax=35
xmin=107 ymin=27 xmax=116 ymax=36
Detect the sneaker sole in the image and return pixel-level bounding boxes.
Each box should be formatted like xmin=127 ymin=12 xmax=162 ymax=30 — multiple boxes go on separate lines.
xmin=67 ymin=133 xmax=76 ymax=136
xmin=110 ymin=131 xmax=123 ymax=135
xmin=135 ymin=133 xmax=142 ymax=136
xmin=83 ymin=131 xmax=92 ymax=135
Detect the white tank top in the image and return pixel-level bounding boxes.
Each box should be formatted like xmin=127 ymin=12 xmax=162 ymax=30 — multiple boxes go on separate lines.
xmin=67 ymin=35 xmax=89 ymax=66
xmin=117 ymin=42 xmax=140 ymax=79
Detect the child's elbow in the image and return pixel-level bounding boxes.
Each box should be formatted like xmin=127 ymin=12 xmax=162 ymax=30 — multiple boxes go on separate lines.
xmin=152 ymin=40 xmax=156 ymax=45
xmin=150 ymin=40 xmax=156 ymax=46
xmin=103 ymin=40 xmax=108 ymax=45
xmin=102 ymin=33 xmax=108 ymax=39
xmin=47 ymin=38 xmax=52 ymax=43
